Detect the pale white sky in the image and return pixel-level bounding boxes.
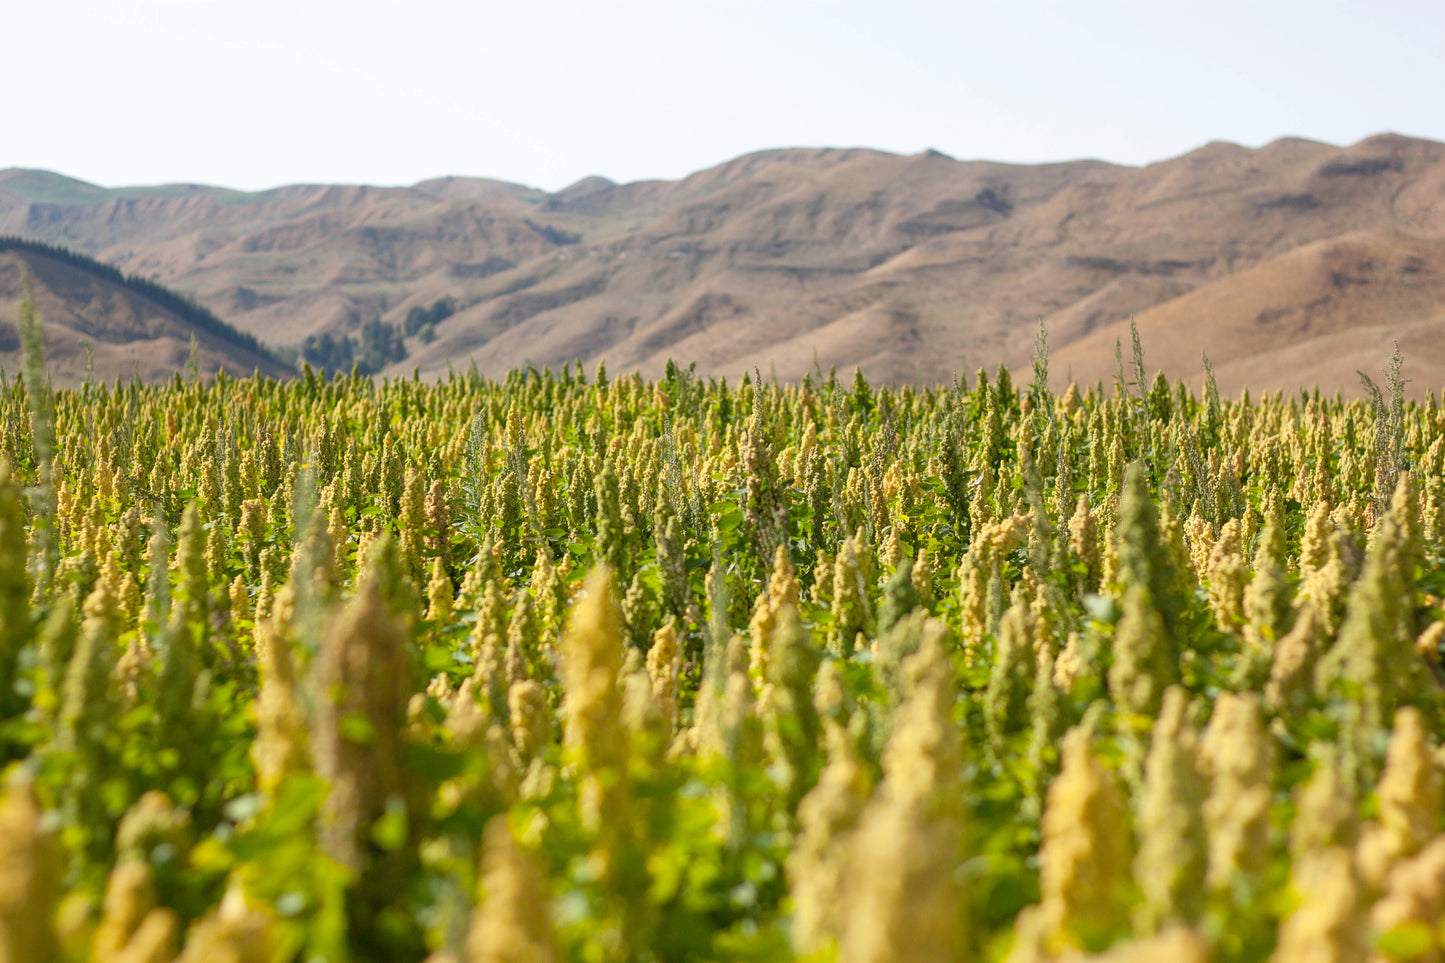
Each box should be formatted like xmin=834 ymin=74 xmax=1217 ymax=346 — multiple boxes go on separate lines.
xmin=4 ymin=0 xmax=1443 ymax=193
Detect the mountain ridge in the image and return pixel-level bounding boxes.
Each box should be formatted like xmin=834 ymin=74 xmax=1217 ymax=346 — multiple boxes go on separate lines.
xmin=6 ymin=131 xmax=1445 ymax=394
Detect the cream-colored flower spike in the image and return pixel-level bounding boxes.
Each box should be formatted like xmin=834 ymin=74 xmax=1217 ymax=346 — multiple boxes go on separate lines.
xmin=1266 ymin=604 xmax=1322 ymax=712
xmin=90 ymin=860 xmax=181 ymax=963
xmin=313 ymin=560 xmax=412 ymax=875
xmin=559 ymin=565 xmax=634 ymax=879
xmin=1270 ymin=847 xmax=1367 ymax=963
xmin=465 ymin=817 xmax=562 ymax=963
xmin=1206 ymin=520 xmax=1247 ymax=632
xmin=646 ymin=620 xmax=681 ymax=734
xmin=1051 ymin=926 xmax=1211 ymax=963
xmin=426 ymin=556 xmax=454 ymax=624
xmin=747 ymin=544 xmax=799 ymax=686
xmin=1357 ymin=707 xmax=1442 ymax=890
xmin=1109 ymin=583 xmax=1174 ymax=716
xmin=175 ymin=882 xmax=275 ymax=963
xmin=1034 ymin=724 xmax=1130 ymax=953
xmin=789 ymin=719 xmax=873 ymax=955
xmin=1201 ymin=693 xmax=1273 ymax=892
xmin=1369 ymin=835 xmax=1445 ymax=963
xmin=839 ymin=626 xmax=965 ymax=963
xmin=1289 ymin=752 xmax=1358 ymax=860
xmin=0 ymin=780 xmax=62 ymax=963
xmin=1134 ymin=687 xmax=1207 ymax=931
xmin=251 ymin=585 xmax=309 ymax=797
xmin=508 ymin=679 xmax=553 ymax=765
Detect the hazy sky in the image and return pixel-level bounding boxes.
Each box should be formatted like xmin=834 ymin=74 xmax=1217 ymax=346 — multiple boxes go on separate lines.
xmin=6 ymin=0 xmax=1444 ymax=193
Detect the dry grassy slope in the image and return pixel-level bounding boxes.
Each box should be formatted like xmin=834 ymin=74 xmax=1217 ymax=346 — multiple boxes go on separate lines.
xmin=1052 ymin=230 xmax=1445 ymax=397
xmin=5 ymin=132 xmax=1445 ymax=394
xmin=0 ymin=248 xmax=291 ymax=383
xmin=409 ymin=133 xmax=1445 ymax=392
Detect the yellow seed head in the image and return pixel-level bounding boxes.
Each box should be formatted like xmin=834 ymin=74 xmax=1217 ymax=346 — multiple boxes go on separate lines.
xmin=1134 ymin=687 xmax=1208 ymax=931
xmin=1370 ymin=836 xmax=1445 ymax=961
xmin=313 ymin=571 xmax=413 ymax=873
xmin=0 ymin=781 xmax=62 ymax=963
xmin=91 ymin=861 xmax=180 ymax=962
xmin=116 ymin=791 xmax=191 ymax=864
xmin=251 ymin=597 xmax=309 ymax=796
xmin=1266 ymin=604 xmax=1322 ymax=712
xmin=559 ymin=566 xmax=635 ymax=885
xmin=789 ymin=727 xmax=873 ymax=954
xmin=465 ymin=817 xmax=562 ymax=963
xmin=175 ymin=884 xmax=274 ymax=963
xmin=1201 ymin=693 xmax=1273 ymax=891
xmin=1289 ymin=752 xmax=1358 ymax=859
xmin=838 ymin=627 xmax=965 ymax=963
xmin=646 ymin=620 xmax=681 ymax=734
xmin=426 ymin=557 xmax=455 ymax=624
xmin=1357 ymin=706 xmax=1441 ymax=889
xmin=1037 ymin=725 xmax=1130 ymax=951
xmin=507 ymin=679 xmax=553 ymax=764
xmin=1270 ymin=848 xmax=1366 ymax=963
xmin=560 ymin=566 xmax=627 ymax=776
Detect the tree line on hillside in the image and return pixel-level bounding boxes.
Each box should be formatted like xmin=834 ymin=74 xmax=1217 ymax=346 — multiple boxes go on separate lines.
xmin=300 ymin=319 xmax=406 ymax=376
xmin=300 ymin=298 xmax=459 ymax=376
xmin=0 ymin=235 xmax=290 ymax=369
xmin=404 ymin=297 xmax=455 ymax=343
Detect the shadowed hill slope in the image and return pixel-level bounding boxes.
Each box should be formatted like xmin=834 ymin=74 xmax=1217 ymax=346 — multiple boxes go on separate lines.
xmin=0 ymin=243 xmax=293 ymax=383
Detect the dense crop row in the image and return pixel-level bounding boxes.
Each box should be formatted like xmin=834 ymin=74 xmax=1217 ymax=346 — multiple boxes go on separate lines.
xmin=1 ymin=322 xmax=1444 ymax=962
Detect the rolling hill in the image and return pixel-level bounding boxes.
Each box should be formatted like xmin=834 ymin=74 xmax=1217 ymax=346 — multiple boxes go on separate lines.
xmin=0 ymin=238 xmax=292 ymax=383
xmin=5 ymin=132 xmax=1445 ymax=394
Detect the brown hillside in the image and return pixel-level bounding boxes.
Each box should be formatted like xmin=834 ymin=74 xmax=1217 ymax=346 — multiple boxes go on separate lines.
xmin=1052 ymin=230 xmax=1445 ymax=397
xmin=6 ymin=132 xmax=1445 ymax=393
xmin=0 ymin=248 xmax=291 ymax=383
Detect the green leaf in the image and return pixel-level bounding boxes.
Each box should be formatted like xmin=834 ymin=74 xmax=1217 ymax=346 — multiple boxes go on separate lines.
xmin=422 ymin=642 xmax=455 ymax=673
xmin=1377 ymin=922 xmax=1434 ymax=960
xmin=338 ymin=712 xmax=377 ymax=745
xmin=370 ymin=796 xmax=408 ymax=852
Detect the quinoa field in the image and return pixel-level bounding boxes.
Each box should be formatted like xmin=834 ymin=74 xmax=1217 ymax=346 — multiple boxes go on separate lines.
xmin=2 ymin=326 xmax=1445 ymax=962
